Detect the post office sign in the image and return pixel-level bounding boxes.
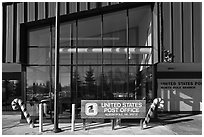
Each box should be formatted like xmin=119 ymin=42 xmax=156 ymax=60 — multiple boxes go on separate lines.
xmin=81 ymin=100 xmax=146 ymax=119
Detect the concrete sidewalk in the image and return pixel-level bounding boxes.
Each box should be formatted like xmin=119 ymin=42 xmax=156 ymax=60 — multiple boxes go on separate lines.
xmin=2 ymin=113 xmax=202 ymax=135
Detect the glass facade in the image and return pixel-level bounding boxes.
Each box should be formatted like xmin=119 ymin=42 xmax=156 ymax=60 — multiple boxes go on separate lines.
xmin=26 ymin=5 xmax=153 ymax=119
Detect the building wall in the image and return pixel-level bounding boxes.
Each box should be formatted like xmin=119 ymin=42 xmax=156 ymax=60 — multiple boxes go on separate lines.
xmin=2 ymin=2 xmax=202 ymax=64
xmin=160 ymin=2 xmax=202 ymax=63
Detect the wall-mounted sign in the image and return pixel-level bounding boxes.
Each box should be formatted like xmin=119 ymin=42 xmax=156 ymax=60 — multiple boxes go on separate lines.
xmin=81 ymin=100 xmax=146 ymax=119
xmin=157 ymin=79 xmax=202 ymax=112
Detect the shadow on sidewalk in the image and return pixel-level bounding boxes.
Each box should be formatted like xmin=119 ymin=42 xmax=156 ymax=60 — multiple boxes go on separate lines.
xmin=2 ymin=123 xmax=25 ymax=131
xmin=157 ymin=113 xmax=200 ymax=125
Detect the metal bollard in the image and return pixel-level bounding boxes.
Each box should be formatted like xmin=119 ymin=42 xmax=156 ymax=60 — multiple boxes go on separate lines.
xmin=43 ymin=103 xmax=48 ymax=117
xmin=71 ymin=104 xmax=75 ymax=131
xmin=39 ymin=103 xmax=43 ymax=132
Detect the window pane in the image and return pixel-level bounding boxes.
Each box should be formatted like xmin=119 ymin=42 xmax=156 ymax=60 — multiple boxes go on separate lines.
xmin=129 ymin=66 xmax=140 ymax=99
xmin=139 ymin=66 xmax=153 ymax=101
xmin=77 ymin=66 xmax=102 ymax=100
xmin=58 ymin=66 xmax=71 ymax=117
xmin=103 ymin=10 xmax=127 ymax=47
xmin=129 ymin=48 xmax=152 ymax=64
xmin=59 ymin=22 xmax=76 ymax=65
xmin=60 ymin=22 xmax=76 ymax=47
xmin=26 ymin=66 xmax=50 ymax=101
xmin=103 ymin=66 xmax=128 ymax=100
xmin=103 ymin=66 xmax=113 ymax=99
xmin=129 ymin=6 xmax=152 ymax=47
xmin=103 ymin=48 xmax=127 ymax=64
xmin=112 ymin=66 xmax=128 ymax=99
xmin=78 ymin=16 xmax=101 ymax=47
xmin=29 ymin=27 xmax=50 ymax=47
xmin=78 ymin=52 xmax=102 ymax=65
xmin=28 ymin=48 xmax=50 ymax=65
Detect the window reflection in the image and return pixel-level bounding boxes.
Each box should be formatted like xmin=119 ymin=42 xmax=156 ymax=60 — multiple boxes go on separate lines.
xmin=29 ymin=48 xmax=50 ymax=65
xmin=129 ymin=5 xmax=152 ymax=47
xmin=26 ymin=66 xmax=50 ymax=101
xmin=58 ymin=47 xmax=152 ymax=65
xmin=29 ymin=27 xmax=50 ymax=47
xmin=103 ymin=10 xmax=127 ymax=47
xmin=112 ymin=66 xmax=128 ymax=99
xmin=58 ymin=66 xmax=71 ymax=116
xmin=129 ymin=48 xmax=152 ymax=64
xmin=60 ymin=22 xmax=76 ymax=47
xmin=76 ymin=66 xmax=102 ymax=100
xmin=78 ymin=16 xmax=101 ymax=47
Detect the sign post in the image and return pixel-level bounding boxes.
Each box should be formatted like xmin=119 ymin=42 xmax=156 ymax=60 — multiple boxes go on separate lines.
xmin=111 ymin=119 xmax=115 ymax=130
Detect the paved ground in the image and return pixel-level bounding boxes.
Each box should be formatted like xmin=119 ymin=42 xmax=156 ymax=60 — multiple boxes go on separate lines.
xmin=1 ymin=112 xmax=202 ymax=135
xmin=158 ymin=113 xmax=202 ymax=135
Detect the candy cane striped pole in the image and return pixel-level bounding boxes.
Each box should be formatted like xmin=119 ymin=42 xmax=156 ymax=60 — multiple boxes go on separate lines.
xmin=143 ymin=98 xmax=164 ymax=129
xmin=11 ymin=98 xmax=34 ymax=128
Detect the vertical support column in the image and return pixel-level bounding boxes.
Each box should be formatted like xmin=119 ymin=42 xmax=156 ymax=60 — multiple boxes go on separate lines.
xmin=111 ymin=119 xmax=115 ymax=130
xmin=83 ymin=119 xmax=86 ymax=130
xmin=116 ymin=118 xmax=121 ymax=127
xmin=49 ymin=25 xmax=53 ymax=123
xmin=39 ymin=103 xmax=43 ymax=132
xmin=71 ymin=104 xmax=75 ymax=131
xmin=53 ymin=2 xmax=61 ymax=133
xmin=43 ymin=103 xmax=48 ymax=117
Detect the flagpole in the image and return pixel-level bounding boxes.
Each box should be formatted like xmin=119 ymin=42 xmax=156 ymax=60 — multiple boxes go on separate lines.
xmin=53 ymin=2 xmax=61 ymax=133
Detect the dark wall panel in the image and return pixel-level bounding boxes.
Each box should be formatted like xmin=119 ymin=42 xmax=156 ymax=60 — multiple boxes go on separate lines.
xmin=38 ymin=2 xmax=45 ymax=20
xmin=16 ymin=3 xmax=25 ymax=63
xmin=183 ymin=3 xmax=192 ymax=62
xmin=193 ymin=3 xmax=202 ymax=63
xmin=80 ymin=2 xmax=87 ymax=11
xmin=13 ymin=3 xmax=17 ymax=62
xmin=6 ymin=5 xmax=13 ymax=63
xmin=102 ymin=2 xmax=109 ymax=7
xmin=48 ymin=2 xmax=56 ymax=18
xmin=111 ymin=2 xmax=119 ymax=5
xmin=69 ymin=2 xmax=77 ymax=13
xmin=27 ymin=2 xmax=35 ymax=22
xmin=60 ymin=2 xmax=66 ymax=15
xmin=2 ymin=4 xmax=7 ymax=63
xmin=162 ymin=3 xmax=172 ymax=53
xmin=172 ymin=3 xmax=182 ymax=62
xmin=90 ymin=2 xmax=96 ymax=9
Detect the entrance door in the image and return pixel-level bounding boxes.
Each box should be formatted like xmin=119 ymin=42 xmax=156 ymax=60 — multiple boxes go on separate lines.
xmin=2 ymin=72 xmax=22 ymax=111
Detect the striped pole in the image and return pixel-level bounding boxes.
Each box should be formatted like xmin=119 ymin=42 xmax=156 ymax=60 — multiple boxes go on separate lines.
xmin=11 ymin=98 xmax=34 ymax=128
xmin=143 ymin=98 xmax=164 ymax=129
